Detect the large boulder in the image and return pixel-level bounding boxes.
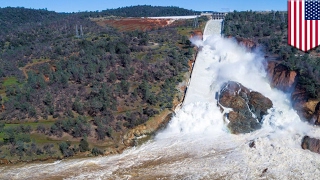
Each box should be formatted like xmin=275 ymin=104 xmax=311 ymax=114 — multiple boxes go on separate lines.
xmin=292 ymin=84 xmax=320 ymax=124
xmin=314 ymin=103 xmax=320 ymax=125
xmin=218 ymin=81 xmax=273 ymax=134
xmin=302 ymin=136 xmax=320 ymax=154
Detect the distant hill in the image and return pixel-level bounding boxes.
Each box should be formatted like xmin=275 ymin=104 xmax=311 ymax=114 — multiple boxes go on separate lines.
xmin=0 ymin=7 xmax=61 ymax=35
xmin=91 ymin=5 xmax=198 ymax=17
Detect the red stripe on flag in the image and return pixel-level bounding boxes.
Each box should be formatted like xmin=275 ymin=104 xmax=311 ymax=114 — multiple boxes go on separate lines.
xmin=305 ymin=20 xmax=308 ymax=52
xmin=310 ymin=21 xmax=313 ymax=50
xmin=288 ymin=1 xmax=291 ymax=45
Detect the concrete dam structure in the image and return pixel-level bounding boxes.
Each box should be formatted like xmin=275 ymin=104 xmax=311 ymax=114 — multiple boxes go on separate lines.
xmin=203 ymin=19 xmax=223 ymax=39
xmin=183 ymin=19 xmax=223 ymax=105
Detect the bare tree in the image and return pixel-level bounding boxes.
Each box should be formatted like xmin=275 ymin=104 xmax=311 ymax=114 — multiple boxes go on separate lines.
xmin=80 ymin=25 xmax=84 ymax=37
xmin=75 ymin=25 xmax=79 ymax=37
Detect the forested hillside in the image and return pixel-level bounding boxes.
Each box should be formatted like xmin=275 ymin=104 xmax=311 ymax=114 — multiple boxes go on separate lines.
xmin=224 ymin=11 xmax=320 ymax=98
xmin=80 ymin=5 xmax=197 ymax=18
xmin=0 ymin=6 xmax=199 ymax=162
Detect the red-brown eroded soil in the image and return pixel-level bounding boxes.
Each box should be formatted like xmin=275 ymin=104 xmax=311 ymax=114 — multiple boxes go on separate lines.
xmin=191 ymin=30 xmax=203 ymax=40
xmin=93 ymin=18 xmax=176 ymax=32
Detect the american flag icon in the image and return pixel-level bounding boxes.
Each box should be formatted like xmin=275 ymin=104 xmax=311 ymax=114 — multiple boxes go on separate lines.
xmin=288 ymin=0 xmax=320 ymax=51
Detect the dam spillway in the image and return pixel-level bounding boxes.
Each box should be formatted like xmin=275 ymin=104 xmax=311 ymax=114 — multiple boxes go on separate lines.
xmin=183 ymin=19 xmax=223 ymax=105
xmin=203 ymin=19 xmax=223 ymax=39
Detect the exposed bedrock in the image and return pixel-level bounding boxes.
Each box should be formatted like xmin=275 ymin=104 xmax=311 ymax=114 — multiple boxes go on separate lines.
xmin=226 ymin=36 xmax=257 ymax=50
xmin=218 ymin=81 xmax=273 ymax=134
xmin=291 ymin=85 xmax=320 ymax=124
xmin=235 ymin=37 xmax=257 ymax=50
xmin=267 ymin=61 xmax=297 ymax=92
xmin=266 ymin=61 xmax=320 ymax=124
xmin=302 ymin=136 xmax=320 ymax=154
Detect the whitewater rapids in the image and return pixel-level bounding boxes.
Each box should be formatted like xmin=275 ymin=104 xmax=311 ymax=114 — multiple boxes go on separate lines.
xmin=2 ymin=20 xmax=320 ymax=179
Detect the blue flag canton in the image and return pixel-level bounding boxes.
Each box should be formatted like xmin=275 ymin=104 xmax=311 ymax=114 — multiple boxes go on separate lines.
xmin=305 ymin=0 xmax=320 ymax=20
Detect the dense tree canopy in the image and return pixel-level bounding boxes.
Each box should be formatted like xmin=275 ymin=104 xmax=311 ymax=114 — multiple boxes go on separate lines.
xmin=79 ymin=5 xmax=197 ymax=18
xmin=0 ymin=6 xmax=197 ymax=161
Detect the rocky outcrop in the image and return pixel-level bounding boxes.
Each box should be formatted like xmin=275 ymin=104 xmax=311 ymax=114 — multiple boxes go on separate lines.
xmin=0 ymin=159 xmax=10 ymax=164
xmin=235 ymin=37 xmax=256 ymax=50
xmin=226 ymin=37 xmax=257 ymax=50
xmin=191 ymin=30 xmax=203 ymax=40
xmin=302 ymin=136 xmax=320 ymax=154
xmin=266 ymin=61 xmax=320 ymax=124
xmin=218 ymin=81 xmax=273 ymax=134
xmin=314 ymin=103 xmax=320 ymax=125
xmin=291 ymin=84 xmax=320 ymax=124
xmin=267 ymin=61 xmax=297 ymax=92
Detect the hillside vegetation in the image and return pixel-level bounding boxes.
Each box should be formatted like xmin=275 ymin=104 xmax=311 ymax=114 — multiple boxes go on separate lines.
xmin=224 ymin=11 xmax=320 ymax=98
xmin=0 ymin=6 xmax=202 ymax=162
xmin=80 ymin=5 xmax=197 ymax=18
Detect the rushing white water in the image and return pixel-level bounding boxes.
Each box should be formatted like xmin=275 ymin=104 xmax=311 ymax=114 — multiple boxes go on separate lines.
xmin=2 ymin=20 xmax=320 ymax=179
